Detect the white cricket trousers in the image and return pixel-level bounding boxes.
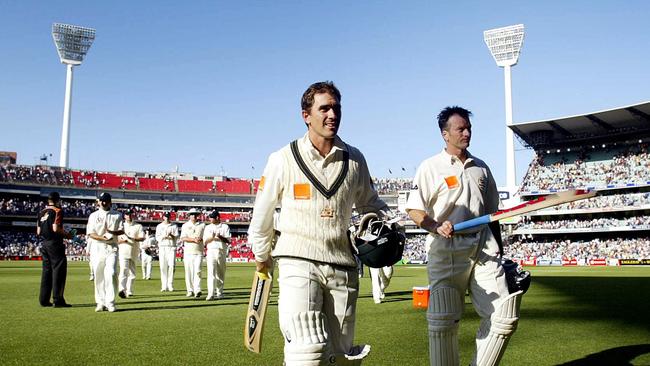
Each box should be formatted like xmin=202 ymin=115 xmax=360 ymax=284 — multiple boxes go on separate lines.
xmin=370 ymin=266 xmax=393 ymax=303
xmin=159 ymin=246 xmax=176 ymax=291
xmin=92 ymin=243 xmax=118 ymax=307
xmin=118 ymin=257 xmax=136 ymax=294
xmin=141 ymin=254 xmax=152 ymax=279
xmin=184 ymin=253 xmax=202 ymax=294
xmin=206 ymin=247 xmax=227 ymax=297
xmin=427 ymin=229 xmax=514 ymax=366
xmin=277 ymin=257 xmax=359 ymax=358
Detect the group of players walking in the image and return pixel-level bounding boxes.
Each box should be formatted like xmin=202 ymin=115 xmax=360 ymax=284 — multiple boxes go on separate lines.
xmin=39 ymin=191 xmax=231 ymax=313
xmin=38 ymin=80 xmax=524 ymax=365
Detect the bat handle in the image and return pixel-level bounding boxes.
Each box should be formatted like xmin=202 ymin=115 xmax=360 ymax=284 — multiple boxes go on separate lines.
xmin=453 ymin=215 xmax=491 ymax=232
xmin=256 ymin=270 xmax=271 ymax=281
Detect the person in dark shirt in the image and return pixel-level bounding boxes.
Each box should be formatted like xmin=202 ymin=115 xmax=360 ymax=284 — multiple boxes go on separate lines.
xmin=37 ymin=192 xmax=73 ymax=307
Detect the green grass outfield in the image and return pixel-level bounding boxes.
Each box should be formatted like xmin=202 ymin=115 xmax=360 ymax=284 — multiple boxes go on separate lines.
xmin=1 ymin=262 xmax=649 ymax=365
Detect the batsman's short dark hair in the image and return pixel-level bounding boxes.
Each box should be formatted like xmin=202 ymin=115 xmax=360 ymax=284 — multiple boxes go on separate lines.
xmin=48 ymin=192 xmax=61 ymax=203
xmin=301 ymin=81 xmax=341 ymax=112
xmin=437 ymin=106 xmax=472 ymax=132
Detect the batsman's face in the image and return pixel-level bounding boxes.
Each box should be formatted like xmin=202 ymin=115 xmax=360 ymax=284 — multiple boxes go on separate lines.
xmin=303 ymin=92 xmax=341 ymax=141
xmin=443 ymin=114 xmax=471 ymax=152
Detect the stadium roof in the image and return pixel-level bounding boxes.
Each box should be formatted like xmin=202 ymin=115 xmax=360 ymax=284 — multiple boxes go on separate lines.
xmin=510 ymin=101 xmax=650 ymax=149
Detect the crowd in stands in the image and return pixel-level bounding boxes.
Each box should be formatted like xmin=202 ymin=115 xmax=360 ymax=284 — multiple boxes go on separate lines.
xmin=373 ymin=178 xmax=412 ymax=195
xmin=1 ymin=197 xmax=252 ymax=223
xmin=0 ymin=231 xmax=254 ymax=260
xmin=0 ymin=165 xmax=73 ymax=186
xmin=504 ymin=238 xmax=650 ymax=261
xmin=520 ymin=144 xmax=650 ymax=192
xmin=547 ymin=192 xmax=650 ymax=211
xmin=0 ymin=165 xmax=255 ymax=194
xmin=1 ymin=198 xmax=95 ymax=218
xmin=3 ymin=228 xmax=649 ymax=263
xmin=1 ymin=164 xmax=417 ymax=195
xmin=515 ymin=216 xmax=650 ymax=231
xmin=403 ymin=235 xmax=427 ymax=263
xmin=0 ymin=232 xmax=86 ymax=257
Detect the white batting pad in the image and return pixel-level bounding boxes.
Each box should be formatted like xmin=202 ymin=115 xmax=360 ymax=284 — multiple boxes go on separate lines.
xmin=427 ymin=286 xmax=463 ymax=366
xmin=283 ymin=311 xmax=330 ymax=366
xmin=473 ymin=291 xmax=522 ymax=366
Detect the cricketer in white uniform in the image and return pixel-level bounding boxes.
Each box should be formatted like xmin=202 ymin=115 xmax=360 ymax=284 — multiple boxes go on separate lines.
xmin=249 ymin=81 xmax=387 ymax=365
xmin=155 ymin=212 xmax=178 ymax=292
xmin=117 ymin=210 xmax=144 ymax=298
xmin=203 ymin=210 xmax=231 ymax=300
xmin=406 ymin=106 xmax=521 ymax=366
xmin=140 ymin=230 xmax=156 ymax=280
xmin=180 ymin=209 xmax=205 ymax=298
xmin=86 ymin=193 xmax=124 ymax=312
xmin=369 ymin=266 xmax=393 ymax=304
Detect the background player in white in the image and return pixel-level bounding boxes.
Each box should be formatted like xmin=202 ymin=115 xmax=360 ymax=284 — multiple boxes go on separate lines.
xmin=86 ymin=193 xmax=124 ymax=312
xmin=203 ymin=210 xmax=231 ymax=300
xmin=180 ymin=208 xmax=205 ymax=298
xmin=406 ymin=106 xmax=521 ymax=366
xmin=156 ymin=212 xmax=178 ymax=292
xmin=369 ymin=266 xmax=393 ymax=304
xmin=86 ymin=238 xmax=95 ymax=281
xmin=140 ymin=229 xmax=156 ymax=280
xmin=117 ymin=210 xmax=144 ymax=298
xmin=249 ymin=81 xmax=387 ymax=365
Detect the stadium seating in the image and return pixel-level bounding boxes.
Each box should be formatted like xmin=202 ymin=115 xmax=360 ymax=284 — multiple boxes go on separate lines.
xmin=138 ymin=177 xmax=171 ymax=191
xmin=215 ymin=180 xmax=251 ymax=194
xmin=177 ymin=179 xmax=214 ymax=193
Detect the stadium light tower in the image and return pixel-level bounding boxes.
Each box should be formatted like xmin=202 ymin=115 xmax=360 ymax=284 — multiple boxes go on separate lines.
xmin=52 ymin=23 xmax=96 ymax=168
xmin=484 ymin=24 xmax=525 ymax=193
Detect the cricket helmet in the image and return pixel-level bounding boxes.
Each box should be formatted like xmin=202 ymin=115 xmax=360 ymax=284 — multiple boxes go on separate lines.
xmin=350 ymin=213 xmax=405 ymax=268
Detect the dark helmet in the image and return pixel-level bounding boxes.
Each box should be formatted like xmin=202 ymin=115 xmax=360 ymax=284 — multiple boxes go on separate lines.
xmin=350 ymin=213 xmax=405 ymax=268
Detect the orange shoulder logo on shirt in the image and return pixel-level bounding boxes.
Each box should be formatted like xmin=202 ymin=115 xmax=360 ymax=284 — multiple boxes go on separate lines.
xmin=293 ymin=183 xmax=311 ymax=200
xmin=444 ymin=175 xmax=459 ymax=189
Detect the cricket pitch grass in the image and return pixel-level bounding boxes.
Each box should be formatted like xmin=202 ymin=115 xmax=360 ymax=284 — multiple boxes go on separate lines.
xmin=1 ymin=262 xmax=649 ymax=365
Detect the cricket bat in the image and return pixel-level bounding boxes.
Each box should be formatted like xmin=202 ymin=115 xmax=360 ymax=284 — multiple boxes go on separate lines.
xmin=244 ymin=268 xmax=273 ymax=353
xmin=453 ymin=189 xmax=596 ymax=231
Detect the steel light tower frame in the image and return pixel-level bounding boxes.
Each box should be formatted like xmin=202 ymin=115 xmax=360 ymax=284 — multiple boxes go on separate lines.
xmin=52 ymin=23 xmax=96 ymax=168
xmin=484 ymin=24 xmax=525 ymax=192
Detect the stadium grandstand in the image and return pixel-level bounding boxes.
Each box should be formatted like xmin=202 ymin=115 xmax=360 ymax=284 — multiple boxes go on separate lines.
xmin=0 ymin=163 xmax=400 ymax=262
xmin=3 ymin=100 xmax=650 ymax=267
xmin=504 ymin=100 xmax=650 ymax=266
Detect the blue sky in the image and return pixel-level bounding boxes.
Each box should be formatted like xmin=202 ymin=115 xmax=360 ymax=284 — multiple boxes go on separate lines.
xmin=1 ymin=0 xmax=649 ymax=186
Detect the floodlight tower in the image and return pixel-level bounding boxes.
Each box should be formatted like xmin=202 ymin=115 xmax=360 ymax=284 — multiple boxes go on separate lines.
xmin=52 ymin=23 xmax=96 ymax=168
xmin=484 ymin=24 xmax=525 ymax=193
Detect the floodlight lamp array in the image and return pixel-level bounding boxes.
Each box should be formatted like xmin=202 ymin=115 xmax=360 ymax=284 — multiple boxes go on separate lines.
xmin=484 ymin=24 xmax=525 ymax=67
xmin=52 ymin=23 xmax=96 ymax=65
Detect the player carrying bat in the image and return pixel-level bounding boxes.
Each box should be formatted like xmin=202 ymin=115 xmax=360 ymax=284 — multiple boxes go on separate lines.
xmin=406 ymin=106 xmax=523 ymax=366
xmin=248 ymin=81 xmax=388 ymax=365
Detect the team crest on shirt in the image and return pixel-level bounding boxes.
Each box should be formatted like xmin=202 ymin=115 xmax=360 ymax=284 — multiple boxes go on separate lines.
xmin=478 ymin=176 xmax=487 ymax=192
xmin=40 ymin=213 xmax=50 ymax=222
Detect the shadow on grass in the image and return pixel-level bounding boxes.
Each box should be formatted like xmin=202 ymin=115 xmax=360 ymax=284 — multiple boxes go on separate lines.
xmin=117 ymin=300 xmax=250 ymax=312
xmin=556 ymin=344 xmax=650 ymax=366
xmin=529 ymin=276 xmax=650 ymax=332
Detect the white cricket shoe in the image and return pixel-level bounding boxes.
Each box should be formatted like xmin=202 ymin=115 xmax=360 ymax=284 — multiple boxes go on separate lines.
xmin=107 ymin=306 xmax=116 ymax=313
xmin=95 ymin=305 xmax=104 ymax=312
